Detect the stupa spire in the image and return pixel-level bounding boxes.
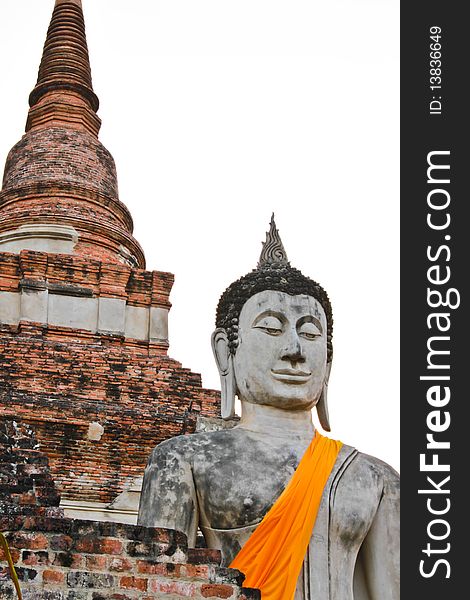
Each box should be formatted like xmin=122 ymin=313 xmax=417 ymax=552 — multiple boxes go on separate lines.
xmin=0 ymin=0 xmax=145 ymax=269
xmin=26 ymin=0 xmax=101 ymax=136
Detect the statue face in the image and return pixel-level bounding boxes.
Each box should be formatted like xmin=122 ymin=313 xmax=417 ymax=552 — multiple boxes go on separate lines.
xmin=233 ymin=290 xmax=328 ymax=410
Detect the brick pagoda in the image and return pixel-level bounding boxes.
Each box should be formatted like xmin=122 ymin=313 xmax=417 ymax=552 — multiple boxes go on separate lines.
xmin=0 ymin=0 xmax=219 ymax=522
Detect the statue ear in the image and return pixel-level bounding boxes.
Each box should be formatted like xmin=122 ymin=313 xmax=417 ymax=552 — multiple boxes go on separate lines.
xmin=211 ymin=328 xmax=236 ymax=420
xmin=316 ymin=362 xmax=332 ymax=432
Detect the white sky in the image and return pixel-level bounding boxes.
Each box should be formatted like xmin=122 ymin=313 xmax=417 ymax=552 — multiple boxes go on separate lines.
xmin=0 ymin=1 xmax=399 ymax=470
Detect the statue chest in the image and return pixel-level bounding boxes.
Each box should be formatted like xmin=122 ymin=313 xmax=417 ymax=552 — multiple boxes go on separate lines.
xmin=192 ymin=441 xmax=301 ymax=530
xmin=190 ymin=434 xmax=381 ymax=549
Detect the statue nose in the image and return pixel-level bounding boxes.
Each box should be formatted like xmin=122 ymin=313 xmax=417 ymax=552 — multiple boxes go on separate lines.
xmin=280 ymin=331 xmax=305 ymax=363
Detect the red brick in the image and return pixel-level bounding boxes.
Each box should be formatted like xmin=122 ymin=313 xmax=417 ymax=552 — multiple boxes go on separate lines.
xmin=200 ymin=584 xmax=235 ymax=599
xmin=99 ymin=538 xmax=124 ymax=555
xmin=53 ymin=552 xmax=83 ymax=569
xmin=86 ymin=554 xmax=108 ymax=570
xmin=22 ymin=550 xmax=50 ymax=566
xmin=0 ymin=548 xmax=20 ymax=563
xmin=42 ymin=569 xmax=65 ymax=585
xmin=119 ymin=576 xmax=148 ymax=591
xmin=179 ymin=564 xmax=210 ymax=579
xmin=18 ymin=491 xmax=37 ymax=505
xmin=50 ymin=535 xmax=74 ymax=551
xmin=109 ymin=557 xmax=133 ymax=572
xmin=140 ymin=562 xmax=210 ymax=579
xmin=150 ymin=579 xmax=197 ymax=596
xmin=74 ymin=537 xmax=123 ymax=555
xmin=136 ymin=560 xmax=167 ymax=575
xmin=9 ymin=533 xmax=48 ymax=550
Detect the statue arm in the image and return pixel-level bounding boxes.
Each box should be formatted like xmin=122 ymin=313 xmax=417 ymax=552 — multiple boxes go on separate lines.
xmin=137 ymin=438 xmax=199 ymax=547
xmin=359 ymin=466 xmax=400 ymax=600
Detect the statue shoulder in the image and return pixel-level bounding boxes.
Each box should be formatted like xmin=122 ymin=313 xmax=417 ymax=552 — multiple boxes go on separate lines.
xmin=147 ymin=430 xmax=236 ymax=466
xmin=351 ymin=451 xmax=400 ymax=496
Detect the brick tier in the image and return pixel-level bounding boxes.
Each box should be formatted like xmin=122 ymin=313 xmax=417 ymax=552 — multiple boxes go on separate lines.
xmin=0 ymin=251 xmax=220 ymax=505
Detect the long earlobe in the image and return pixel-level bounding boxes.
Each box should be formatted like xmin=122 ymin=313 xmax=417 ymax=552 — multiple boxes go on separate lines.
xmin=316 ymin=362 xmax=332 ymax=432
xmin=211 ymin=328 xmax=236 ymax=420
xmin=220 ymin=368 xmax=236 ymax=419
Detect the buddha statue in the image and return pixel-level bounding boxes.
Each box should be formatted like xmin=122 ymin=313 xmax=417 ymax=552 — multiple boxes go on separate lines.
xmin=138 ymin=216 xmax=399 ymax=600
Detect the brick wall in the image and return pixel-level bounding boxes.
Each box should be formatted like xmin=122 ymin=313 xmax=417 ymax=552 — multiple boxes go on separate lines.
xmin=0 ymin=420 xmax=62 ymax=517
xmin=0 ymin=329 xmax=219 ymax=503
xmin=0 ymin=421 xmax=260 ymax=600
xmin=0 ymin=518 xmax=260 ymax=600
xmin=0 ymin=251 xmax=220 ymax=504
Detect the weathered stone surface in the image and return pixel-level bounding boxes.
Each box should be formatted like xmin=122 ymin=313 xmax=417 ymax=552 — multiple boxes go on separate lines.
xmin=124 ymin=305 xmax=149 ymax=341
xmin=20 ymin=287 xmax=48 ymax=324
xmin=149 ymin=307 xmax=169 ymax=344
xmin=0 ymin=292 xmax=20 ymax=325
xmin=0 ymin=224 xmax=78 ymax=255
xmin=98 ymin=299 xmax=126 ymax=336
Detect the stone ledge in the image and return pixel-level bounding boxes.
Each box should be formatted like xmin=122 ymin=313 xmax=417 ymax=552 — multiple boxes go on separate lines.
xmin=0 ymin=247 xmax=173 ymax=343
xmin=0 ymin=224 xmax=78 ymax=256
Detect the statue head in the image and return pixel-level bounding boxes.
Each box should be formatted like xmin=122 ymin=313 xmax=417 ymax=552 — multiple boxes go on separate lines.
xmin=212 ymin=215 xmax=333 ymax=430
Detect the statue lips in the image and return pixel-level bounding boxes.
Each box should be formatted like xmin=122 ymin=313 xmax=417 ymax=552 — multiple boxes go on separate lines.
xmin=271 ymin=368 xmax=312 ymax=384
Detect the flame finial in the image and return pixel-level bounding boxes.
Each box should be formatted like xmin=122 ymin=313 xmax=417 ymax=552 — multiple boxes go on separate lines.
xmin=258 ymin=214 xmax=290 ymax=267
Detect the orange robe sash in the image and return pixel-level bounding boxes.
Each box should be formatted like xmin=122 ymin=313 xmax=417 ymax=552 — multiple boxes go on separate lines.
xmin=230 ymin=432 xmax=343 ymax=600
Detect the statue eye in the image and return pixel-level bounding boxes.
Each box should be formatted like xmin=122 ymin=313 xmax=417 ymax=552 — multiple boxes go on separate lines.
xmin=253 ymin=316 xmax=283 ymax=335
xmin=263 ymin=327 xmax=282 ymax=336
xmin=298 ymin=322 xmax=322 ymax=340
